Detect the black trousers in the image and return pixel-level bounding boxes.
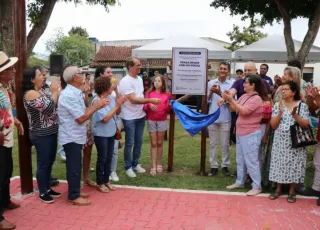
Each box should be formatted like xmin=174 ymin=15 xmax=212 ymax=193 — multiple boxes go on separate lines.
xmin=0 ymin=146 xmax=13 ymax=221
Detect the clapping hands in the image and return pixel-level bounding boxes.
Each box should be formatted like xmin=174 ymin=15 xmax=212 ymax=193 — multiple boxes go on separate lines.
xmin=81 ymin=80 xmax=91 ymax=94
xmin=217 ymin=98 xmax=225 ymax=107
xmin=93 ymin=97 xmax=110 ymax=110
xmin=50 ymin=78 xmax=61 ymax=93
xmin=222 ymin=90 xmax=233 ymax=103
xmin=306 ymin=85 xmax=320 ymax=107
xmin=211 ymin=84 xmax=221 ymax=95
xmin=274 ymin=75 xmax=282 ymax=86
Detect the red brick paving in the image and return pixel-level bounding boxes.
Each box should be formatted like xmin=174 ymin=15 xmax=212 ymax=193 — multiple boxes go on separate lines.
xmin=4 ymin=178 xmax=320 ymax=229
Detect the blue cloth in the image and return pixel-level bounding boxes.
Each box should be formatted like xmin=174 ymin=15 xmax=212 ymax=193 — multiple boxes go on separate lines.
xmin=58 ymin=84 xmax=86 ymax=145
xmin=171 ymin=100 xmax=220 ymax=136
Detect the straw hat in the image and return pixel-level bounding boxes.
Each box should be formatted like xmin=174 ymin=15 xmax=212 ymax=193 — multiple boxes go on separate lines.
xmin=0 ymin=51 xmax=18 ymax=73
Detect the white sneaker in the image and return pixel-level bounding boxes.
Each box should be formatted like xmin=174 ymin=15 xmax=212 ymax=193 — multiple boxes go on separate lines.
xmin=126 ymin=168 xmax=136 ymax=178
xmin=57 ymin=151 xmax=66 ymax=161
xmin=226 ymin=183 xmax=244 ymax=190
xmin=133 ymin=164 xmax=146 ymax=173
xmin=110 ymin=172 xmax=119 ymax=182
xmin=246 ymin=189 xmax=262 ymax=196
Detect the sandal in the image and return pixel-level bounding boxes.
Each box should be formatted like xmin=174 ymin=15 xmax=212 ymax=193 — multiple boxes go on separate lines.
xmin=105 ymin=183 xmax=116 ymax=191
xmin=287 ymin=194 xmax=296 ymax=203
xmin=269 ymin=192 xmax=281 ymax=200
xmin=83 ymin=179 xmax=97 ymax=187
xmin=97 ymin=185 xmax=109 ymax=193
xmin=156 ymin=165 xmax=163 ymax=173
xmin=150 ymin=168 xmax=156 ymax=176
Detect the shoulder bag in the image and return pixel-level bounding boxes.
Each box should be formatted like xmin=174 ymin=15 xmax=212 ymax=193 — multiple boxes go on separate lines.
xmin=290 ymin=102 xmax=317 ymax=148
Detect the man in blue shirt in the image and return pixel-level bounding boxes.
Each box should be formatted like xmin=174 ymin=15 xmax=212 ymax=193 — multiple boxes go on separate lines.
xmin=260 ymin=64 xmax=274 ymax=91
xmin=207 ymin=62 xmax=233 ymax=177
xmin=58 ymin=66 xmax=108 ymax=206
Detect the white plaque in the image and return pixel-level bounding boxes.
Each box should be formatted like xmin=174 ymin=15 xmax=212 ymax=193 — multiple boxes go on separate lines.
xmin=172 ymin=48 xmax=207 ymax=95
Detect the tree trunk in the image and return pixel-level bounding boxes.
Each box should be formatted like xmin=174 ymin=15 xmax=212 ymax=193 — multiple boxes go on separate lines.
xmin=275 ymin=0 xmax=295 ymax=61
xmin=26 ymin=0 xmax=57 ymax=57
xmin=297 ymin=3 xmax=320 ymax=64
xmin=0 ymin=0 xmax=14 ymax=56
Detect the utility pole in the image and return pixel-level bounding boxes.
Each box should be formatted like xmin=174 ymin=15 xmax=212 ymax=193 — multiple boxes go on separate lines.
xmin=13 ymin=0 xmax=33 ymax=194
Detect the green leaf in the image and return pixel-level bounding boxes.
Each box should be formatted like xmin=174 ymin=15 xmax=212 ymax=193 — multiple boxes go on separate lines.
xmin=225 ymin=19 xmax=267 ymax=51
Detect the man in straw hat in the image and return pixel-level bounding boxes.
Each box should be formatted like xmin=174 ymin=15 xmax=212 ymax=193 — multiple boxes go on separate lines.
xmin=0 ymin=51 xmax=24 ymax=230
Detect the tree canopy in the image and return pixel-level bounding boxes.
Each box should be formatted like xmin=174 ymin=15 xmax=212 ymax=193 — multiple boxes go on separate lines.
xmin=225 ymin=19 xmax=267 ymax=51
xmin=45 ymin=28 xmax=95 ymax=66
xmin=28 ymin=52 xmax=49 ymax=67
xmin=210 ymin=0 xmax=320 ymax=65
xmin=68 ymin=26 xmax=89 ymax=37
xmin=0 ymin=0 xmax=118 ymax=57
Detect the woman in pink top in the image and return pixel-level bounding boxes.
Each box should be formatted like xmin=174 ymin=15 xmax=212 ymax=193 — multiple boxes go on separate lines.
xmin=222 ymin=75 xmax=265 ymax=196
xmin=143 ymin=75 xmax=171 ymax=176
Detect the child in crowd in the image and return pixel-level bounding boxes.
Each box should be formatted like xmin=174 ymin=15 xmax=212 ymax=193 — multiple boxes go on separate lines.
xmin=260 ymin=93 xmax=273 ymax=169
xmin=143 ymin=75 xmax=171 ymax=176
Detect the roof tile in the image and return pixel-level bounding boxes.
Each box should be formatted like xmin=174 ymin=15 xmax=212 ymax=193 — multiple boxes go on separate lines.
xmin=91 ymin=46 xmax=169 ymax=68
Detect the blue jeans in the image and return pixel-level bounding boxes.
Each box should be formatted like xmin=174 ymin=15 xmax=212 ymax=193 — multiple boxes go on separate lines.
xmin=94 ymin=136 xmax=115 ymax=185
xmin=63 ymin=142 xmax=82 ymax=200
xmin=235 ymin=130 xmax=261 ymax=190
xmin=30 ymin=134 xmax=57 ymax=195
xmin=122 ymin=116 xmax=145 ymax=170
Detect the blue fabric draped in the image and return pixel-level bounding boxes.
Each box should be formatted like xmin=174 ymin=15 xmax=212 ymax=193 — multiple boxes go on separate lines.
xmin=170 ymin=100 xmax=221 ymax=136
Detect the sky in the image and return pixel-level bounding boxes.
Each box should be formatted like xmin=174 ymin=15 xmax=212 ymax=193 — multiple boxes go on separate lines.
xmin=30 ymin=0 xmax=320 ymax=56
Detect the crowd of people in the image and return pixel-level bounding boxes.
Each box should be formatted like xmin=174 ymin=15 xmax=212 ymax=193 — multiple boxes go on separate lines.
xmin=1 ymin=50 xmax=320 ymax=229
xmin=0 ymin=53 xmax=172 ymax=229
xmin=208 ymin=60 xmax=320 ymax=204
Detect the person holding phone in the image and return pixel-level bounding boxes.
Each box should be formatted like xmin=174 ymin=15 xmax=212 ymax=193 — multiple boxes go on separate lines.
xmin=207 ymin=62 xmax=233 ymax=177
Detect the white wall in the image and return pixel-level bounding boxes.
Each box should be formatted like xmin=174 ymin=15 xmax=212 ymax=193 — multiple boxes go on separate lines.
xmin=313 ymin=63 xmax=320 ymax=87
xmin=233 ymin=62 xmax=320 ymax=85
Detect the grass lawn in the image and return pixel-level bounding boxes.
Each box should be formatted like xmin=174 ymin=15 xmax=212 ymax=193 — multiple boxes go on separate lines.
xmin=12 ymin=120 xmax=315 ymax=192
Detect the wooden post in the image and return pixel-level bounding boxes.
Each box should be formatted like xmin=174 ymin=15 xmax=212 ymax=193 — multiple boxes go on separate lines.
xmin=199 ymin=50 xmax=208 ymax=176
xmin=13 ymin=0 xmax=33 ymax=194
xmin=167 ymin=94 xmax=176 ymax=172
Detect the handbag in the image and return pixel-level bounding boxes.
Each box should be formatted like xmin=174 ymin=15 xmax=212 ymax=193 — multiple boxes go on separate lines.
xmin=230 ymin=94 xmax=257 ymax=144
xmin=290 ymin=102 xmax=317 ymax=148
xmin=113 ymin=117 xmax=122 ymax=140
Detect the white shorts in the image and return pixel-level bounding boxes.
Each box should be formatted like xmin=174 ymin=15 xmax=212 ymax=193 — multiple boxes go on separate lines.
xmin=147 ymin=120 xmax=168 ymax=132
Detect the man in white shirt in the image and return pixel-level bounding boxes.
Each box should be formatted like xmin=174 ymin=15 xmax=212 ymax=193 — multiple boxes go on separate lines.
xmin=119 ymin=57 xmax=160 ymax=178
xmin=207 ymin=62 xmax=233 ymax=177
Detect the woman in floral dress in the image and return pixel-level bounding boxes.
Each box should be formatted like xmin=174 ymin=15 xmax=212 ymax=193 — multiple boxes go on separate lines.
xmin=269 ymin=81 xmax=309 ymax=203
xmin=262 ymin=66 xmax=305 ymax=187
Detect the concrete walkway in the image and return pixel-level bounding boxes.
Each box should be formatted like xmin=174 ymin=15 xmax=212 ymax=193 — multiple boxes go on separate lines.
xmin=4 ymin=178 xmax=320 ymax=230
